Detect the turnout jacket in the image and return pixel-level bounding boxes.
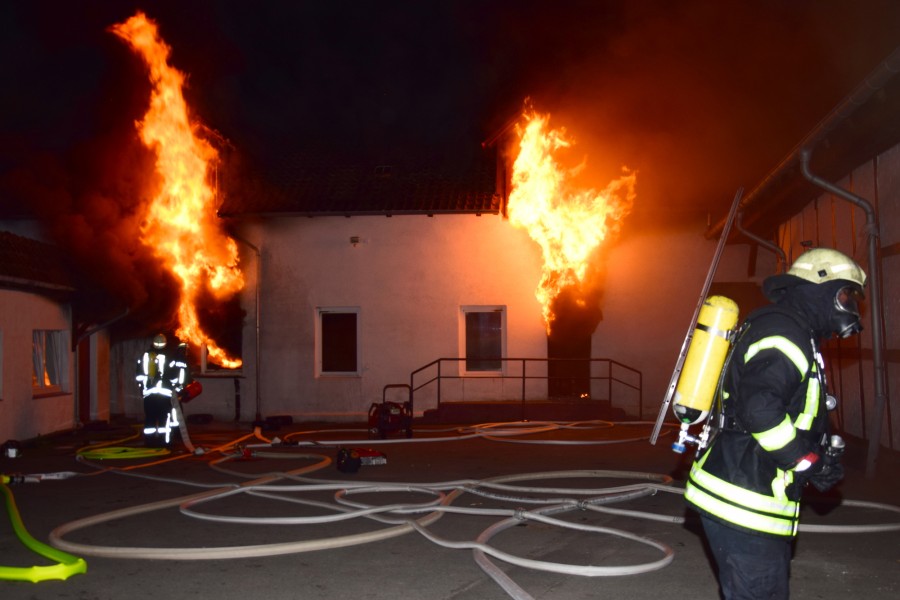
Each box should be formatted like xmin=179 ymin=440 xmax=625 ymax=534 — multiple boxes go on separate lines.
xmin=136 ymin=350 xmax=188 ymax=399
xmin=684 ymin=305 xmax=831 ymax=538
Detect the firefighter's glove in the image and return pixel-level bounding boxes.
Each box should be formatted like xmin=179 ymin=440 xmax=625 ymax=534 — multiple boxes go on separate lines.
xmin=809 ymin=461 xmax=844 ymax=492
xmin=810 ymin=439 xmax=846 ymax=492
xmin=789 ymin=451 xmax=844 ymax=496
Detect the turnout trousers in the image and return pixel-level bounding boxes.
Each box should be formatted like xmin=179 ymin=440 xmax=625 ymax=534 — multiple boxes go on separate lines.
xmin=143 ymin=392 xmax=173 ymax=447
xmin=700 ymin=514 xmax=792 ymax=600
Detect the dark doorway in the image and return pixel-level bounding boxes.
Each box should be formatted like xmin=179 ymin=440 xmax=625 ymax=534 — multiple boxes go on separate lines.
xmin=546 ymin=286 xmax=600 ymax=399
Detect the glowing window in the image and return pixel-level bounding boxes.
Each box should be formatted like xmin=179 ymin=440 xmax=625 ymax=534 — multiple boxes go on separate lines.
xmin=32 ymin=329 xmax=69 ymax=395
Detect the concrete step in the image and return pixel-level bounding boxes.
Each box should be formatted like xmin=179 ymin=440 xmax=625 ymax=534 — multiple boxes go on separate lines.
xmin=419 ymin=400 xmax=627 ymax=424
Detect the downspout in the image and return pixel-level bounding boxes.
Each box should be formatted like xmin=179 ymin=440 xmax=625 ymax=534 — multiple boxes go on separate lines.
xmin=71 ymin=308 xmax=130 ymax=427
xmin=735 ymin=210 xmax=787 ymax=273
xmin=799 ymin=148 xmax=887 ymax=478
xmin=232 ymin=234 xmax=262 ymax=423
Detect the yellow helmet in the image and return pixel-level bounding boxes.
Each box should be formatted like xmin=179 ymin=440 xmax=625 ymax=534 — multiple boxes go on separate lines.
xmin=787 ymin=248 xmax=867 ymax=288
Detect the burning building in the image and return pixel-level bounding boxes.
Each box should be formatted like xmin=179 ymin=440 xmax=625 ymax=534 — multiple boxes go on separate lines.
xmin=1 ymin=7 xmax=897 ymax=469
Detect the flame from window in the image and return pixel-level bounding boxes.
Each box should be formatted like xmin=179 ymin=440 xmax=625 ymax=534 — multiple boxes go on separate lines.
xmin=508 ymin=107 xmax=636 ymax=333
xmin=111 ymin=12 xmax=244 ymax=368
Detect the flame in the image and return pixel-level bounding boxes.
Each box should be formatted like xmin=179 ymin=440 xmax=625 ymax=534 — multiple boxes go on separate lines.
xmin=508 ymin=107 xmax=636 ymax=332
xmin=112 ymin=12 xmax=244 ymax=368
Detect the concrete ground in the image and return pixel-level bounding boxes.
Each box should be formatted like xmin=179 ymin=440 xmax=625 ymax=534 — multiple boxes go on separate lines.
xmin=1 ymin=418 xmax=898 ymax=600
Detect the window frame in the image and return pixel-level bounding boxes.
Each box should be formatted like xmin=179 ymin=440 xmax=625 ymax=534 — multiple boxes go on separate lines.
xmin=315 ymin=307 xmax=361 ymax=377
xmin=458 ymin=305 xmax=507 ymax=376
xmin=32 ymin=329 xmax=69 ymax=396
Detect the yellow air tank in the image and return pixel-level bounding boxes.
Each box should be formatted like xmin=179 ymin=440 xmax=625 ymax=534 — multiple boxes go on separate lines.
xmin=672 ymin=295 xmax=740 ymax=425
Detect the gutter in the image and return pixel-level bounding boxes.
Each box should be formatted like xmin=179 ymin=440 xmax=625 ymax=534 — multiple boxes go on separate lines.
xmin=708 ymin=45 xmax=900 ymax=238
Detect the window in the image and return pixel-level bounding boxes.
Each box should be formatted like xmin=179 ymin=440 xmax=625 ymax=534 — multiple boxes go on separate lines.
xmin=32 ymin=329 xmax=69 ymax=394
xmin=460 ymin=306 xmax=506 ymax=374
xmin=316 ymin=308 xmax=360 ymax=376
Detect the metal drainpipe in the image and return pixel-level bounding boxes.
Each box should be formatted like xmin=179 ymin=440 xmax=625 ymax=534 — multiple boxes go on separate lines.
xmin=232 ymin=234 xmax=262 ymax=423
xmin=735 ymin=209 xmax=787 ymax=273
xmin=71 ymin=308 xmax=130 ymax=426
xmin=799 ymin=148 xmax=888 ymax=478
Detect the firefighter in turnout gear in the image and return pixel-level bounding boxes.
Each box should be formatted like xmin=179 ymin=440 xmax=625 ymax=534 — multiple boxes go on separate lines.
xmin=135 ymin=333 xmax=189 ymax=447
xmin=684 ymin=247 xmax=866 ymax=600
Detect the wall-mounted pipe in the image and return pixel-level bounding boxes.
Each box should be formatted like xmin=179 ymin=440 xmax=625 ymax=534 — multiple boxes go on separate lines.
xmin=735 ymin=210 xmax=787 ymax=273
xmin=232 ymin=234 xmax=262 ymax=423
xmin=799 ymin=148 xmax=888 ymax=478
xmin=71 ymin=308 xmax=130 ymax=427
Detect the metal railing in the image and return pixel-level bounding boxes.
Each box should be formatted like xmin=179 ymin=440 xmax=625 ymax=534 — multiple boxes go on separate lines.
xmin=406 ymin=357 xmax=643 ymax=419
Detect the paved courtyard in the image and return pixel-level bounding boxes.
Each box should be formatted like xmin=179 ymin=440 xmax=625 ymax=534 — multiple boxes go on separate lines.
xmin=1 ymin=418 xmax=898 ymax=599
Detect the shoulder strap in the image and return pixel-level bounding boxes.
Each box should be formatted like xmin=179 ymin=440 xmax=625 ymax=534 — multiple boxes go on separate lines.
xmin=711 ymin=305 xmax=803 ymax=430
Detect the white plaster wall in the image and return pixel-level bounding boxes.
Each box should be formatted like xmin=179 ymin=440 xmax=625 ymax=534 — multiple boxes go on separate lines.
xmin=593 ymin=219 xmax=777 ymax=420
xmin=192 ymin=213 xmax=547 ymax=422
xmin=0 ymin=289 xmax=74 ymax=442
xmin=191 ymin=211 xmax=779 ymax=425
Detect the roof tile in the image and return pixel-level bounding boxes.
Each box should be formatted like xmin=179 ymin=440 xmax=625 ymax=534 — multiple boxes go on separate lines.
xmin=218 ymin=148 xmax=501 ymax=217
xmin=0 ymin=230 xmax=75 ymax=291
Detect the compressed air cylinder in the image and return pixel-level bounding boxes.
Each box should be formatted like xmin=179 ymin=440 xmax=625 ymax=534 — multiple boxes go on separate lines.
xmin=672 ymin=295 xmax=740 ymax=425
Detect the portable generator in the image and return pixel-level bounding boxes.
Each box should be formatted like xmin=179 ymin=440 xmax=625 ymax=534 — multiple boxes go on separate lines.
xmin=368 ymin=384 xmax=413 ymax=439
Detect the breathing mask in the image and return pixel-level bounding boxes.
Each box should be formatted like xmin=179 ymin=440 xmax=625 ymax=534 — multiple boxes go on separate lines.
xmin=831 ymin=283 xmax=864 ymax=338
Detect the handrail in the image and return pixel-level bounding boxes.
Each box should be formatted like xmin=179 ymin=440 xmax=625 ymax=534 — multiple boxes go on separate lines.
xmin=408 ymin=357 xmax=643 ymax=420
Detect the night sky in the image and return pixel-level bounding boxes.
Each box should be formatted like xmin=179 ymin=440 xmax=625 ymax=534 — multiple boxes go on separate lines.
xmin=4 ymin=1 xmax=900 ymax=217
xmin=2 ymin=1 xmax=900 ymax=335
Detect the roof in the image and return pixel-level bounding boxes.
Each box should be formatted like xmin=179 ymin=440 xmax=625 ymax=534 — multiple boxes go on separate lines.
xmin=217 ymin=147 xmax=502 ymax=218
xmin=0 ymin=230 xmax=75 ymax=294
xmin=714 ymin=46 xmax=900 ymax=237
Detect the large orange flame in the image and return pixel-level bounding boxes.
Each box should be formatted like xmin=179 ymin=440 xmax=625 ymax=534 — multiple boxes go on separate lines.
xmin=508 ymin=107 xmax=636 ymax=332
xmin=112 ymin=12 xmax=244 ymax=368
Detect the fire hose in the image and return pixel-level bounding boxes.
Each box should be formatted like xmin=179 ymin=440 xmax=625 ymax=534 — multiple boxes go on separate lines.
xmin=0 ymin=476 xmax=87 ymax=583
xmin=4 ymin=421 xmax=900 ymax=598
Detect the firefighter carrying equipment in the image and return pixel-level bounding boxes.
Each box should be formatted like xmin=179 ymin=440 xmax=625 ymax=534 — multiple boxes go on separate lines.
xmin=672 ymin=295 xmax=740 ymax=426
xmin=684 ymin=302 xmax=837 ymax=539
xmin=136 ymin=338 xmax=192 ymax=448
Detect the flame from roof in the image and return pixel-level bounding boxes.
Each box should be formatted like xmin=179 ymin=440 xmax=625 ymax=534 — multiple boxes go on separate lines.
xmin=111 ymin=12 xmax=244 ymax=368
xmin=508 ymin=107 xmax=636 ymax=333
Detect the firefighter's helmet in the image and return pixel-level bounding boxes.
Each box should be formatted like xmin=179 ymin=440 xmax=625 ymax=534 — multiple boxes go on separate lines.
xmin=153 ymin=334 xmax=167 ymax=349
xmin=764 ymin=247 xmax=866 ymax=300
xmin=786 ymin=248 xmax=867 ymax=289
xmin=764 ymin=247 xmax=867 ymax=338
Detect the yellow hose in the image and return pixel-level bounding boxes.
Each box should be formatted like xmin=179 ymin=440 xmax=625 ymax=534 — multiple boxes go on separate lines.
xmin=0 ymin=480 xmax=87 ymax=582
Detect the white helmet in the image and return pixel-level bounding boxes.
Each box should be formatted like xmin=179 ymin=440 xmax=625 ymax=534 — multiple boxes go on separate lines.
xmin=787 ymin=248 xmax=866 ymax=289
xmin=153 ymin=334 xmax=167 ymax=349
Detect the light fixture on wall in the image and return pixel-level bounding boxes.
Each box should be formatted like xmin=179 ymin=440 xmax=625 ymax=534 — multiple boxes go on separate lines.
xmin=350 ymin=236 xmax=360 ymax=247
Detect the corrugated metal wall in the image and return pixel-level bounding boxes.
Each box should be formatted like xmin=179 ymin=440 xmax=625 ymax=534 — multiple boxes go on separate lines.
xmin=776 ymin=145 xmax=898 ymax=451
